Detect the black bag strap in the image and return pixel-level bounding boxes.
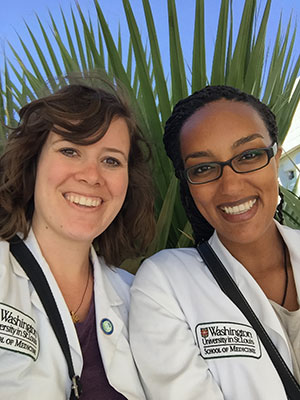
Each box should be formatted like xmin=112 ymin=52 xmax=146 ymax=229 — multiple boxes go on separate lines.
xmin=197 ymin=241 xmax=300 ymax=400
xmin=9 ymin=235 xmax=82 ymax=399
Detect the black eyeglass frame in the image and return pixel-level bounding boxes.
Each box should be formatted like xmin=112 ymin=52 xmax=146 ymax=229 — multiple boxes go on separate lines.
xmin=181 ymin=142 xmax=278 ymax=185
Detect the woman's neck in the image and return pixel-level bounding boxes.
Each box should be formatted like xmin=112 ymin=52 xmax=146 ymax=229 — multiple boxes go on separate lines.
xmin=31 ymin=224 xmax=91 ymax=280
xmin=217 ymin=224 xmax=299 ymax=311
xmin=31 ymin=225 xmax=94 ymax=322
xmin=218 ymin=222 xmax=282 ymax=276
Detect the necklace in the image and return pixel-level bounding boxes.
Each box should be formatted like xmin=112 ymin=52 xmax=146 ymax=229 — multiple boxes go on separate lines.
xmin=70 ymin=264 xmax=91 ymax=324
xmin=281 ymin=242 xmax=288 ymax=307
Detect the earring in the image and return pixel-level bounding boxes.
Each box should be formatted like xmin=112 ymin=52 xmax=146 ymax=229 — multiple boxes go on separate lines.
xmin=276 ymin=187 xmax=284 ymax=224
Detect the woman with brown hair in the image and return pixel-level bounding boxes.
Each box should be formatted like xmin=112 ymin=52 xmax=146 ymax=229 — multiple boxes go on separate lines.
xmin=0 ymin=82 xmax=155 ymax=399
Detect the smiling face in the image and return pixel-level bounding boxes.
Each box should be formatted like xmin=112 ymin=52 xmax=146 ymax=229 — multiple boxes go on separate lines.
xmin=32 ymin=117 xmax=130 ymax=247
xmin=180 ymin=99 xmax=282 ymax=248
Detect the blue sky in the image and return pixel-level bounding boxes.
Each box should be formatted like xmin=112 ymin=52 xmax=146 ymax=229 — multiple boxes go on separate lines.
xmin=0 ymin=0 xmax=299 ymax=87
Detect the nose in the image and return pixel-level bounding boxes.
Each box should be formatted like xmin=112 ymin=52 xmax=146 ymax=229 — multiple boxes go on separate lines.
xmin=218 ymin=164 xmax=245 ymax=195
xmin=75 ymin=161 xmax=105 ymax=186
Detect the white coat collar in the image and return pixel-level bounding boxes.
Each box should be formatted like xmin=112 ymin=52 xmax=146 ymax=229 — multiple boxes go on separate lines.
xmin=276 ymin=222 xmax=300 ymax=304
xmin=92 ymin=251 xmax=129 ymax=379
xmin=90 ymin=250 xmax=145 ymax=398
xmin=208 ymin=221 xmax=300 ymax=367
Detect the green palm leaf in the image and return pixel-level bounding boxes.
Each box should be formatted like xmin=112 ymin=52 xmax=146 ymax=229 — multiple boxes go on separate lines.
xmin=211 ymin=0 xmax=230 ymax=85
xmin=168 ymin=0 xmax=188 ymax=103
xmin=192 ymin=0 xmax=206 ymax=91
xmin=142 ymin=0 xmax=171 ymax=124
xmin=226 ymin=0 xmax=256 ymax=88
xmin=0 ymin=0 xmax=299 ymax=266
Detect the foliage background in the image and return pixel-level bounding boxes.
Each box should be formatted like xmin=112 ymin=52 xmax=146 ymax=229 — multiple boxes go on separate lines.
xmin=0 ymin=0 xmax=300 ymax=270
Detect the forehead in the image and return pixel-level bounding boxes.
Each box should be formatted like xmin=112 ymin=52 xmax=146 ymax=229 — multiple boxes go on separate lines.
xmin=50 ymin=116 xmax=131 ymax=142
xmin=180 ymin=99 xmax=270 ymax=151
xmin=41 ymin=117 xmax=131 ymax=155
xmin=181 ymin=99 xmax=267 ymax=135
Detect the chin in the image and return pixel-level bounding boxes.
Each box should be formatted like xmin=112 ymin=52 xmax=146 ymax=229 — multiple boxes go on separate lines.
xmin=219 ymin=227 xmax=266 ymax=247
xmin=62 ymin=227 xmax=101 ymax=244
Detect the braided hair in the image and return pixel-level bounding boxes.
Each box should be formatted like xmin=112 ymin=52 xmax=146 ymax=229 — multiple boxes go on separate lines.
xmin=163 ymin=85 xmax=279 ymax=243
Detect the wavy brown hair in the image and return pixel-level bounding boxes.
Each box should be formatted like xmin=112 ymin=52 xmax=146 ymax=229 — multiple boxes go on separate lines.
xmin=0 ymin=82 xmax=155 ymax=266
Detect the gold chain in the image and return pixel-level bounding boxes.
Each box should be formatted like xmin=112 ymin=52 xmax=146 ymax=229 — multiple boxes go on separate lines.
xmin=70 ymin=264 xmax=91 ymax=324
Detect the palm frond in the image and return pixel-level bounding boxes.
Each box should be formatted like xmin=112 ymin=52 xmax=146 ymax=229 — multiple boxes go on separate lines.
xmin=0 ymin=0 xmax=299 ymax=263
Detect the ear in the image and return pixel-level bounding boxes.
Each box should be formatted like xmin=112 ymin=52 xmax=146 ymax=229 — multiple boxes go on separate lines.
xmin=275 ymin=145 xmax=282 ymax=168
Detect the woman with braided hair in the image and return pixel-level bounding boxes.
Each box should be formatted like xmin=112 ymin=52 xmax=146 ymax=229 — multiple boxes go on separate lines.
xmin=129 ymin=86 xmax=300 ymax=399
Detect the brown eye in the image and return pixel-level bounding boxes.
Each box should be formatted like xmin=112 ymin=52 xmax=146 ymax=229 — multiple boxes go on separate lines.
xmin=60 ymin=148 xmax=78 ymax=157
xmin=238 ymin=149 xmax=265 ymax=162
xmin=103 ymin=157 xmax=121 ymax=167
xmin=190 ymin=164 xmax=216 ymax=176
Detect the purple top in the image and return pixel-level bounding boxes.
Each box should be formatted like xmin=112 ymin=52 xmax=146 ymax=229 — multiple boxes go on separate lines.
xmin=75 ymin=295 xmax=127 ymax=399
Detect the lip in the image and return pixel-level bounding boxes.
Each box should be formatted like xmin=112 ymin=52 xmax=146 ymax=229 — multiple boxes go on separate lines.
xmin=64 ymin=192 xmax=103 ymax=208
xmin=218 ymin=196 xmax=258 ymax=222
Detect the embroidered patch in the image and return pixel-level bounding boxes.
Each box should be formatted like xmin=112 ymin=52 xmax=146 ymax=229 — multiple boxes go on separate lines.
xmin=195 ymin=321 xmax=261 ymax=360
xmin=0 ymin=303 xmax=39 ymax=361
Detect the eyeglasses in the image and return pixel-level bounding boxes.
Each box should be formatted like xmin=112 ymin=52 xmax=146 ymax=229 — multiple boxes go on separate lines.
xmin=182 ymin=142 xmax=278 ymax=185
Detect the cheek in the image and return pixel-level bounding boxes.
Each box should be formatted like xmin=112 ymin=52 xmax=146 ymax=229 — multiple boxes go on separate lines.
xmin=265 ymin=163 xmax=280 ymax=195
xmin=189 ymin=184 xmax=212 ymax=203
xmin=269 ymin=175 xmax=280 ymax=208
xmin=188 ymin=185 xmax=215 ymax=216
xmin=110 ymin=172 xmax=129 ymax=198
xmin=34 ymin=165 xmax=47 ymax=201
xmin=36 ymin=169 xmax=55 ymax=191
xmin=35 ymin=160 xmax=67 ymax=200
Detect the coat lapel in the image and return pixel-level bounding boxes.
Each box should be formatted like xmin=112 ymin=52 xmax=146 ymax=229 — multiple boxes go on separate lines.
xmin=209 ymin=226 xmax=295 ymax=368
xmin=279 ymin=223 xmax=300 ymax=303
xmin=92 ymin=250 xmax=128 ymax=367
xmin=92 ymin=251 xmax=145 ymax=399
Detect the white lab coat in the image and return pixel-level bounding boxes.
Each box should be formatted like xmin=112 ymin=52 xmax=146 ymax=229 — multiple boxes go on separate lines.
xmin=129 ymin=222 xmax=300 ymax=400
xmin=0 ymin=229 xmax=145 ymax=400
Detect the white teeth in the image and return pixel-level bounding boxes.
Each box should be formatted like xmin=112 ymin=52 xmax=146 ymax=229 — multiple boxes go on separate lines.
xmin=65 ymin=194 xmax=101 ymax=207
xmin=222 ymin=199 xmax=256 ymax=215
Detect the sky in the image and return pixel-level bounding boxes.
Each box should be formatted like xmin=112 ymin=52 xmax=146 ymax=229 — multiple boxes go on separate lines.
xmin=0 ymin=0 xmax=299 ymax=89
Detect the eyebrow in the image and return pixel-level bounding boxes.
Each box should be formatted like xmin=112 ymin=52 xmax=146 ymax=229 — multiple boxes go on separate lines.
xmin=184 ymin=151 xmax=210 ymax=162
xmin=184 ymin=133 xmax=264 ymax=162
xmin=232 ymin=133 xmax=264 ymax=148
xmin=102 ymin=147 xmax=129 ymax=160
xmin=52 ymin=139 xmax=128 ymax=160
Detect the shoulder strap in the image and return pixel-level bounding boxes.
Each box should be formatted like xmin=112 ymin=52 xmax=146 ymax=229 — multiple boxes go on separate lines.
xmin=9 ymin=235 xmax=82 ymax=399
xmin=196 ymin=241 xmax=300 ymax=400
